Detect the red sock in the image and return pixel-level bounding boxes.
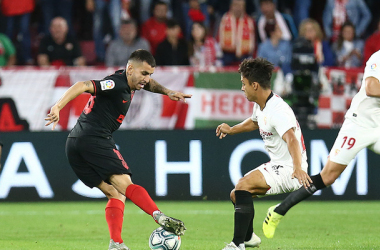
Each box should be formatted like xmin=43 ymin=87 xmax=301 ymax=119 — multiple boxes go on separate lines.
xmin=105 ymin=198 xmax=124 ymax=243
xmin=125 ymin=184 xmax=159 ymax=216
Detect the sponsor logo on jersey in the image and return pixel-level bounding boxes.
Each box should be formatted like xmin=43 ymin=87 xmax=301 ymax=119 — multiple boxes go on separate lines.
xmin=259 ymin=128 xmax=273 ymax=140
xmin=100 ymin=80 xmax=115 ymax=90
xmin=371 ymin=63 xmax=377 ymax=70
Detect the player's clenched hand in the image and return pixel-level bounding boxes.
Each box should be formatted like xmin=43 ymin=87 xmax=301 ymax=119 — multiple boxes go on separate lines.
xmin=168 ymin=91 xmax=192 ymax=102
xmin=216 ymin=123 xmax=231 ymax=139
xmin=45 ymin=105 xmax=60 ymax=130
xmin=292 ymin=168 xmax=312 ymax=188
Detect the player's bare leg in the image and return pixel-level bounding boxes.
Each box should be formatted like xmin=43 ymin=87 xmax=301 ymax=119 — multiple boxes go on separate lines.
xmin=320 ymin=160 xmax=347 ymax=186
xmin=263 ymin=159 xmax=348 ymax=238
xmin=109 ymin=174 xmax=186 ymax=236
xmin=225 ymin=170 xmax=268 ymax=249
xmin=98 ymin=181 xmax=130 ymax=250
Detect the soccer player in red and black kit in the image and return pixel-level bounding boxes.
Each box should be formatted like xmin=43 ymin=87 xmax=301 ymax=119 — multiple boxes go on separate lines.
xmin=45 ymin=49 xmax=190 ymax=250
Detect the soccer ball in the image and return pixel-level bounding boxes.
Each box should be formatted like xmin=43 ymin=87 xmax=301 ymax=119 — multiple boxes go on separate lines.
xmin=149 ymin=227 xmax=181 ymax=250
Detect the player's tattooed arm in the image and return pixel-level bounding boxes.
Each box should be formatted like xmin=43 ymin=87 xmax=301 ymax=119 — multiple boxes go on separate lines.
xmin=83 ymin=80 xmax=95 ymax=94
xmin=145 ymin=78 xmax=170 ymax=95
xmin=145 ymin=79 xmax=192 ymax=102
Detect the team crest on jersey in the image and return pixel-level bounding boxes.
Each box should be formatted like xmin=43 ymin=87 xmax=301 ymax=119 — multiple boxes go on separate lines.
xmin=334 ymin=149 xmax=340 ymax=156
xmin=371 ymin=63 xmax=377 ymax=70
xmin=100 ymin=80 xmax=115 ymax=90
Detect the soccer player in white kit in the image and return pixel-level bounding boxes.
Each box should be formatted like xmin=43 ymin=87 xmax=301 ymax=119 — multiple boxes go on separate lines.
xmin=216 ymin=58 xmax=312 ymax=250
xmin=262 ymin=50 xmax=380 ymax=239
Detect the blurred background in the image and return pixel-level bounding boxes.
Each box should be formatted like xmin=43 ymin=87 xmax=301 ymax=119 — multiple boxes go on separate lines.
xmin=0 ymin=0 xmax=380 ymax=202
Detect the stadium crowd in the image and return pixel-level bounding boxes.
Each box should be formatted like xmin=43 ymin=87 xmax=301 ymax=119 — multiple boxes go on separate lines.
xmin=0 ymin=0 xmax=379 ymax=68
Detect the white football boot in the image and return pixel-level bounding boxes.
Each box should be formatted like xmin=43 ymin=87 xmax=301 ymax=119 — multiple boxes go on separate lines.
xmin=108 ymin=239 xmax=130 ymax=250
xmin=118 ymin=242 xmax=130 ymax=250
xmin=222 ymin=242 xmax=246 ymax=250
xmin=244 ymin=232 xmax=261 ymax=248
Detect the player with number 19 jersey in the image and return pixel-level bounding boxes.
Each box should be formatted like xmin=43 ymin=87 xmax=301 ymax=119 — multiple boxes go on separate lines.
xmin=329 ymin=50 xmax=380 ymax=165
xmin=345 ymin=50 xmax=380 ymax=127
xmin=69 ymin=69 xmax=133 ymax=138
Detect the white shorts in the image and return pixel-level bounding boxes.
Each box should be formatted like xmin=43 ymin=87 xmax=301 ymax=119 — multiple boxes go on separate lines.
xmin=245 ymin=161 xmax=307 ymax=197
xmin=329 ymin=119 xmax=380 ymax=165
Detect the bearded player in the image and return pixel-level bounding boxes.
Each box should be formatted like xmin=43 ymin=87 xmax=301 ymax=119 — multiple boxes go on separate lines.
xmin=45 ymin=50 xmax=189 ymax=250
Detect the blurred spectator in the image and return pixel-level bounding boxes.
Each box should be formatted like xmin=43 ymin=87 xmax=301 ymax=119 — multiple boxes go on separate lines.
xmin=206 ymin=0 xmax=230 ymax=17
xmin=86 ymin=0 xmax=121 ymax=62
xmin=299 ymin=18 xmax=335 ymax=66
xmin=141 ymin=1 xmax=168 ymax=55
xmin=208 ymin=0 xmax=255 ymax=37
xmin=363 ymin=18 xmax=380 ymax=63
xmin=208 ymin=0 xmax=255 ymax=17
xmin=333 ymin=21 xmax=364 ymax=68
xmin=1 ymin=0 xmax=34 ymax=64
xmin=188 ymin=22 xmax=223 ymax=66
xmin=257 ymin=0 xmax=297 ymax=42
xmin=207 ymin=0 xmax=233 ymax=38
xmin=257 ymin=23 xmax=292 ymax=74
xmin=323 ymin=0 xmax=371 ymax=42
xmin=105 ymin=19 xmax=150 ymax=67
xmin=218 ymin=0 xmax=255 ymax=66
xmin=155 ymin=19 xmax=189 ymax=66
xmin=0 ymin=33 xmax=16 ymax=66
xmin=37 ymin=17 xmax=85 ymax=66
xmin=150 ymin=0 xmax=174 ymax=18
xmin=140 ymin=0 xmax=153 ymax=23
xmin=182 ymin=0 xmax=209 ymax=39
xmin=40 ymin=0 xmax=74 ymax=35
xmin=121 ymin=0 xmax=132 ymax=21
xmin=292 ymin=0 xmax=312 ymax=28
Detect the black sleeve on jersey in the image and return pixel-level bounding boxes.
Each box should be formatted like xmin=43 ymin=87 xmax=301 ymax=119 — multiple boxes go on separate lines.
xmin=91 ymin=71 xmax=126 ymax=97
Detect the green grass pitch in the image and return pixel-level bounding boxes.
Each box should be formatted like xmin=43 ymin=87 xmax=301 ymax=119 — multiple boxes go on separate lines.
xmin=0 ymin=201 xmax=379 ymax=250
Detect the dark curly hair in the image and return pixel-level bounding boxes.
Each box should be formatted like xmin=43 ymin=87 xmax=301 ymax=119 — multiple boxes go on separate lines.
xmin=238 ymin=57 xmax=274 ymax=89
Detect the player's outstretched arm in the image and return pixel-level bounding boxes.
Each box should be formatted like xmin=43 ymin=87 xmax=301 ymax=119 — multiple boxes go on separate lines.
xmin=144 ymin=78 xmax=192 ymax=102
xmin=216 ymin=118 xmax=258 ymax=139
xmin=45 ymin=80 xmax=95 ymax=130
xmin=282 ymin=128 xmax=312 ymax=188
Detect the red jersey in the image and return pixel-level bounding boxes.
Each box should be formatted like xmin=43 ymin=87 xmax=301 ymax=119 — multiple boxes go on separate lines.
xmin=1 ymin=0 xmax=35 ymax=16
xmin=141 ymin=18 xmax=167 ymax=56
xmin=363 ymin=32 xmax=380 ymax=64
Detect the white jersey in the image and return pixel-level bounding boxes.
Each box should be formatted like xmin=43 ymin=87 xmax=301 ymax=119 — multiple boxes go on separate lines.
xmin=345 ymin=50 xmax=380 ymax=128
xmin=251 ymin=93 xmax=307 ymax=169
